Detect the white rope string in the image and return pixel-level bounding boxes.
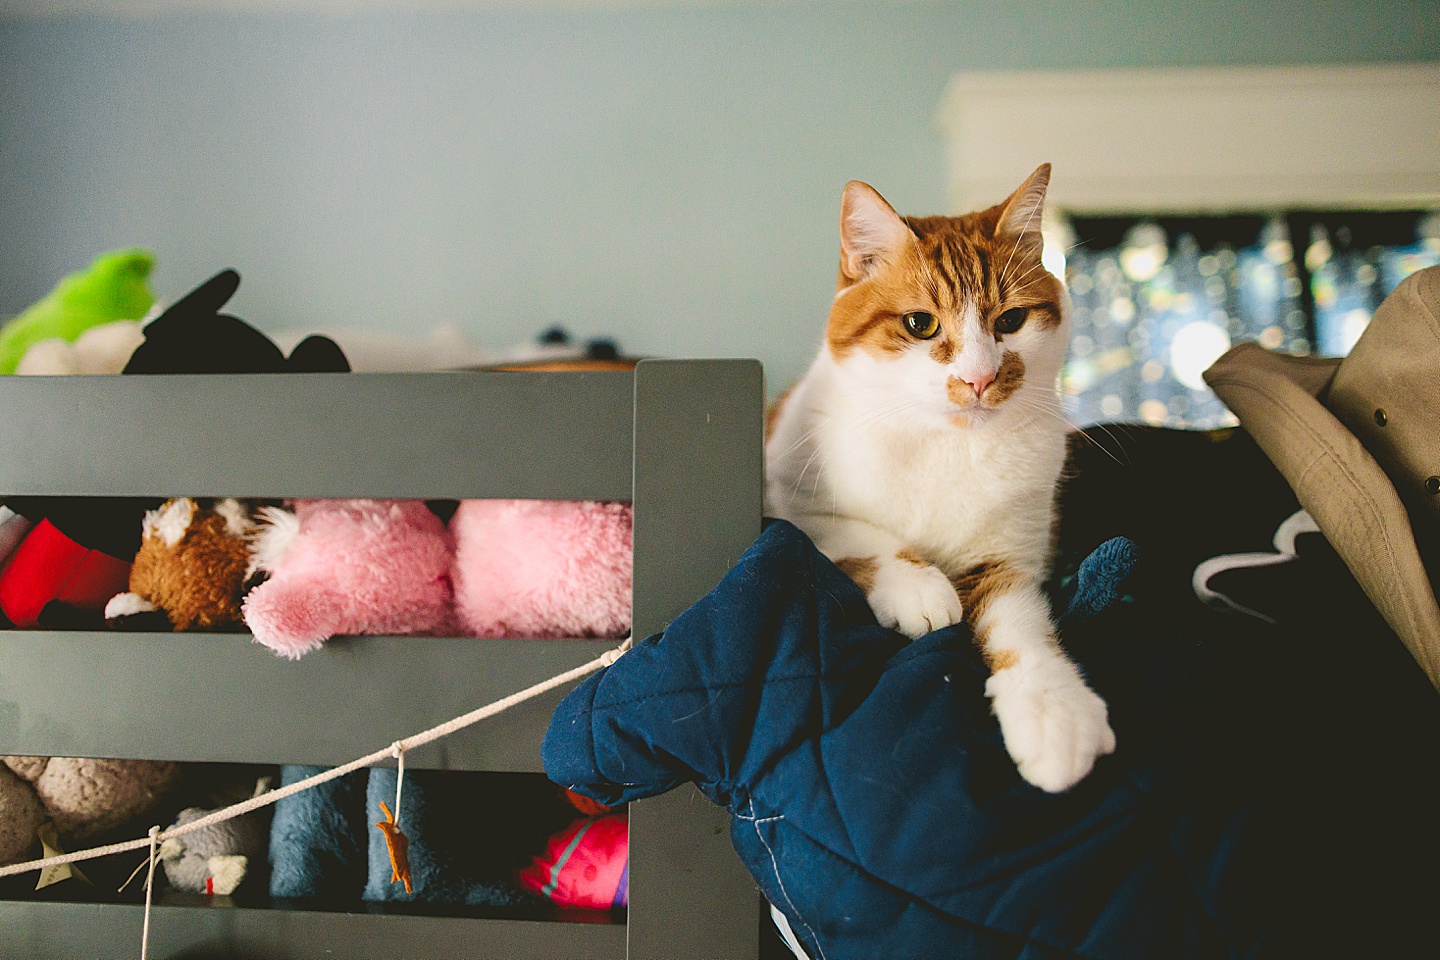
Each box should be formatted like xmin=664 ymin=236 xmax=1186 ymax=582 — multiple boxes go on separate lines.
xmin=118 ymin=849 xmax=151 ymax=894
xmin=391 ymin=741 xmax=406 ymax=826
xmin=140 ymin=825 xmax=160 ymax=960
xmin=0 ymin=638 xmax=631 ymax=882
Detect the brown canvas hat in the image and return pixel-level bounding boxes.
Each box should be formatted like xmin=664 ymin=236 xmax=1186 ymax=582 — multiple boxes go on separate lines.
xmin=1204 ymin=265 xmax=1440 ymax=692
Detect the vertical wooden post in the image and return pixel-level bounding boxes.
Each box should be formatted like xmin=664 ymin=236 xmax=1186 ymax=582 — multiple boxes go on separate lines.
xmin=628 ymin=359 xmax=765 ymax=960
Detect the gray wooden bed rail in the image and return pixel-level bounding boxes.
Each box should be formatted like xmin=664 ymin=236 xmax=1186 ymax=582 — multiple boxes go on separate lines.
xmin=0 ymin=358 xmax=764 ymax=959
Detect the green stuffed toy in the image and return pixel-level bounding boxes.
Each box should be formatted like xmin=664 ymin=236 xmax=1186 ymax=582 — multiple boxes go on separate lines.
xmin=0 ymin=248 xmax=157 ymax=375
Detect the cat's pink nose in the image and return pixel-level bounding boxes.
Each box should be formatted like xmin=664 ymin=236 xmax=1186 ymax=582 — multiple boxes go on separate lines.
xmin=964 ymin=373 xmax=995 ymax=397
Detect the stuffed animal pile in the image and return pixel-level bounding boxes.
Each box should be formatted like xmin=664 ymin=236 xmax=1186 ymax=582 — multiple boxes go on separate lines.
xmin=90 ymin=490 xmax=633 ymax=658
xmin=0 ymin=267 xmax=351 ymax=632
xmin=0 ymin=258 xmax=636 ymax=903
xmin=1 ymin=265 xmax=635 ymax=651
xmin=268 ymin=766 xmax=628 ymax=911
xmin=95 ymin=487 xmax=632 ymax=658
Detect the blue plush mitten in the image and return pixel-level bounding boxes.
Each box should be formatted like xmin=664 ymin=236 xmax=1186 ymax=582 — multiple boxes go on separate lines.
xmin=268 ymin=764 xmax=368 ymax=900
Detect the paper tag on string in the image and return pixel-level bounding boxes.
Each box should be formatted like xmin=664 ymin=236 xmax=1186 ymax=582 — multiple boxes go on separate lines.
xmin=35 ymin=823 xmax=90 ymax=890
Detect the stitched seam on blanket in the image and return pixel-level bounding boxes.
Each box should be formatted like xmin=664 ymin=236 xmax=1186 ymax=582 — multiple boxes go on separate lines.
xmin=588 ymin=672 xmax=825 ymax=712
xmin=751 ymin=799 xmax=828 ymax=960
xmin=755 ymin=805 xmax=1096 ymax=959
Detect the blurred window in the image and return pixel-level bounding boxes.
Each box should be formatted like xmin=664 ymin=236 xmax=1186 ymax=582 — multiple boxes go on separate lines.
xmin=1056 ymin=210 xmax=1440 ymax=428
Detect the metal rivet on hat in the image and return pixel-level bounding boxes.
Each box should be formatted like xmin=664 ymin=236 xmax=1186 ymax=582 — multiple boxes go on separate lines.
xmin=1427 ymin=476 xmax=1440 ymax=496
xmin=1375 ymin=408 xmax=1388 ymax=426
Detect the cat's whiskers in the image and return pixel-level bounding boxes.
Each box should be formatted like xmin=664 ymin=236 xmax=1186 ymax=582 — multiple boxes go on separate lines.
xmin=1012 ymin=389 xmax=1126 ymax=451
xmin=773 ymin=399 xmax=878 ymax=489
xmin=1004 ymin=239 xmax=1084 ymax=297
xmin=1004 ymin=389 xmax=1074 ymax=426
xmin=997 ymin=202 xmax=1042 ymax=289
xmin=1004 ymin=259 xmax=1052 ymax=295
xmin=770 ymin=378 xmax=915 ymax=465
xmin=788 ymin=438 xmax=831 ymax=508
xmin=772 ymin=414 xmax=830 ymax=464
xmin=1006 ymin=392 xmax=1128 ymax=467
xmin=1006 ymin=390 xmax=1075 ymax=427
xmin=1067 ymin=418 xmax=1132 ymax=466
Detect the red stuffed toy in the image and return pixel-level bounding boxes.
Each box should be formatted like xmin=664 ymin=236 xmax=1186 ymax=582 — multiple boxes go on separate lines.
xmin=517 ymin=790 xmax=628 ymax=910
xmin=0 ymin=500 xmax=153 ymax=629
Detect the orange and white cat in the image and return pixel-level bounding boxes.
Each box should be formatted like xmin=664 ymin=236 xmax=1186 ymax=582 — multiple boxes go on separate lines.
xmin=765 ymin=164 xmax=1114 ymax=793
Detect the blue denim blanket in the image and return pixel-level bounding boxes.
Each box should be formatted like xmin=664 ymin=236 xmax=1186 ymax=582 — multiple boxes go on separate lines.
xmin=544 ymin=519 xmax=1440 ymax=959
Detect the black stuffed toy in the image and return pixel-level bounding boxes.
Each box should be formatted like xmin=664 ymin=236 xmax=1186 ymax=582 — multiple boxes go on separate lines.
xmin=123 ymin=270 xmax=349 ymax=375
xmin=0 ymin=270 xmax=349 ymax=630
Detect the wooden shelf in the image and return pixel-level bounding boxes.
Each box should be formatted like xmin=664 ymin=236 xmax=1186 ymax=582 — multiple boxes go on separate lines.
xmin=0 ymin=360 xmax=766 ymax=958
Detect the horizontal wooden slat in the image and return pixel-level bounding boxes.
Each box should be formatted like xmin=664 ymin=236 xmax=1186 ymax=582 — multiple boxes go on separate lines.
xmin=0 ymin=632 xmax=618 ymax=772
xmin=0 ymin=896 xmax=626 ymax=960
xmin=0 ymin=370 xmax=634 ymax=500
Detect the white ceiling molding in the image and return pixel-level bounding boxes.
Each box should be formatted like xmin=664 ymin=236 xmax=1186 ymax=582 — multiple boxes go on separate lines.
xmin=938 ymin=63 xmax=1440 ymax=215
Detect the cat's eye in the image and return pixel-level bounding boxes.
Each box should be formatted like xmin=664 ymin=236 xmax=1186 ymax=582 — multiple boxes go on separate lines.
xmin=903 ymin=311 xmax=940 ymax=339
xmin=994 ymin=307 xmax=1029 ymax=335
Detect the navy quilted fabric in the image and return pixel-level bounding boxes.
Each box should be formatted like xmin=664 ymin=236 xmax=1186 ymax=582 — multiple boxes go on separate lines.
xmin=544 ymin=520 xmax=1440 ymax=959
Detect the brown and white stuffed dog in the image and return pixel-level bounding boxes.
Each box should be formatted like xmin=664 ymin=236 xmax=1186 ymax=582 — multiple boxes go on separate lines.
xmin=105 ymin=498 xmax=256 ymax=631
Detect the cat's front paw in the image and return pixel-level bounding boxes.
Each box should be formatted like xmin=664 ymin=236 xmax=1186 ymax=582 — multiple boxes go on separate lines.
xmin=986 ymin=653 xmax=1115 ymax=793
xmin=868 ymin=557 xmax=965 ymax=638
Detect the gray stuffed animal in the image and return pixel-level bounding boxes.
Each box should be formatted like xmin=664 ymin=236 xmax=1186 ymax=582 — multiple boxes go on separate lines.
xmin=158 ymin=780 xmax=269 ymax=896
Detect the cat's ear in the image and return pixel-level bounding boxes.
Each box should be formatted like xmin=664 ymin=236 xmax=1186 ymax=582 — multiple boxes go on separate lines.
xmin=994 ymin=163 xmax=1051 ymax=252
xmin=840 ymin=181 xmax=911 ymax=282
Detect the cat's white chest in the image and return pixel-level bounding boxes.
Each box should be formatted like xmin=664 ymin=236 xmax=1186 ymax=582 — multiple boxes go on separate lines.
xmin=765 ymin=354 xmax=1064 ymax=576
xmin=824 ymin=417 xmax=1021 ymax=558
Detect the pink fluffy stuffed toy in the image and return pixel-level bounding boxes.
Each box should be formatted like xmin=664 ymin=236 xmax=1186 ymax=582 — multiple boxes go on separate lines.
xmin=451 ymin=500 xmax=631 ymax=640
xmin=243 ymin=500 xmax=455 ymax=658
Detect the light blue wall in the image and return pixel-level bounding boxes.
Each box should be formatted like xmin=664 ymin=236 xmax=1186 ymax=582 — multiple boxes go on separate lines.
xmin=2 ymin=1 xmax=1437 ymax=388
